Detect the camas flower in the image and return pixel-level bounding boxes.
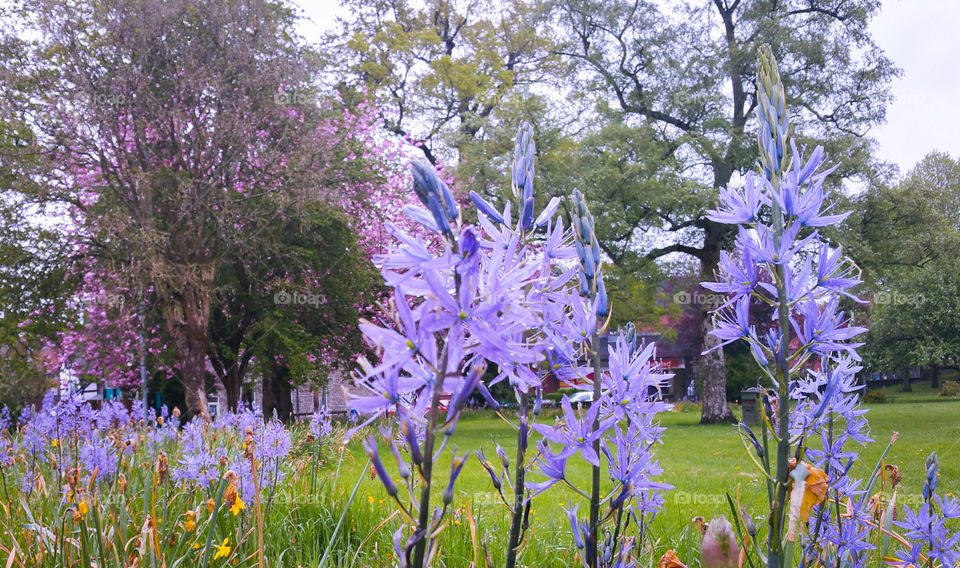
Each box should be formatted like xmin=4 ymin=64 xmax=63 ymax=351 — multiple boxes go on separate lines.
xmin=793 ymin=297 xmax=866 ymax=359
xmin=706 ymin=296 xmax=752 ymax=352
xmin=533 ymin=396 xmax=612 ymax=467
xmin=707 ymin=172 xmax=768 ymax=225
xmin=527 ymin=441 xmax=568 ymax=496
xmin=701 ymin=249 xmax=760 ymax=305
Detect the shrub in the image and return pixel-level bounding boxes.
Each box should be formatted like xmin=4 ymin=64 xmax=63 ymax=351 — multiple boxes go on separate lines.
xmin=940 ymin=380 xmax=960 ymax=397
xmin=863 ymin=388 xmax=888 ymax=404
xmin=543 ymin=389 xmax=577 ymax=403
xmin=672 ymin=399 xmax=700 ymax=414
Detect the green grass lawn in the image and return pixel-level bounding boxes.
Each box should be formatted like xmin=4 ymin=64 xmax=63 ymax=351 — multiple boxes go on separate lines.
xmin=316 ymin=382 xmax=960 ymax=567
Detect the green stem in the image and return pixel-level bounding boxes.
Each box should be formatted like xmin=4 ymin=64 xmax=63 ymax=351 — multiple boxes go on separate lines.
xmin=505 ymin=393 xmax=529 ymax=568
xmin=411 ymin=242 xmax=460 ymax=568
xmin=587 ymin=328 xmax=602 ymax=566
xmin=410 ymin=359 xmax=447 ymax=568
xmin=769 ymin=173 xmax=793 ymax=568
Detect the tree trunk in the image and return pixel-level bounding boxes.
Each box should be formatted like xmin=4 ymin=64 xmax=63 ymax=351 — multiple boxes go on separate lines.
xmin=900 ymin=370 xmax=912 ymax=392
xmin=931 ymin=366 xmax=940 ymax=389
xmin=224 ymin=364 xmax=241 ymax=411
xmin=180 ymin=330 xmax=211 ymax=422
xmin=262 ymin=365 xmax=293 ymax=422
xmin=164 ymin=279 xmax=214 ymax=423
xmin=699 ymin=220 xmax=734 ymax=424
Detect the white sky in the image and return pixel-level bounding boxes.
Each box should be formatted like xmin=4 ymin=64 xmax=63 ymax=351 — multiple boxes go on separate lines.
xmin=869 ymin=0 xmax=960 ymax=175
xmin=294 ymin=0 xmax=960 ymax=176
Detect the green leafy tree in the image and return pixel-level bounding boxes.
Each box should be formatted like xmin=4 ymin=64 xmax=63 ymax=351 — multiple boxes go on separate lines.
xmin=209 ymin=200 xmax=376 ymax=419
xmin=546 ymin=0 xmax=897 ymax=422
xmin=846 ymin=152 xmax=960 ymax=386
xmin=0 ymin=199 xmax=73 ymax=413
xmin=0 ymin=28 xmax=75 ymax=413
xmin=322 ymin=0 xmax=559 ymax=165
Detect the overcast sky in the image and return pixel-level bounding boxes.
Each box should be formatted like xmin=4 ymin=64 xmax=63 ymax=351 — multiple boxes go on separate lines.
xmin=868 ymin=0 xmax=960 ymax=175
xmin=295 ymin=0 xmax=960 ymax=176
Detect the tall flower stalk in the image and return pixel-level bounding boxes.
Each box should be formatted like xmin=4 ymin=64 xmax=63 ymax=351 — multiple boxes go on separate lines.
xmin=703 ymin=45 xmax=877 ymax=568
xmin=570 ymin=188 xmax=606 ymax=566
xmin=348 ymin=121 xmax=572 ymax=568
xmin=524 ymin=192 xmax=671 ymax=568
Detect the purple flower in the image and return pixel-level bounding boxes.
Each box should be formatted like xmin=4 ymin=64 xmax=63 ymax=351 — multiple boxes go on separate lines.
xmin=705 ymin=296 xmax=752 ymax=352
xmin=815 ymin=245 xmax=863 ymax=302
xmin=793 ymin=297 xmax=866 ymax=359
xmin=79 ymin=437 xmax=117 ymax=482
xmin=563 ymin=503 xmax=590 ymax=550
xmin=528 ymin=441 xmax=568 ymax=496
xmin=470 ymin=190 xmax=504 ymax=224
xmin=707 ymin=172 xmax=768 ymax=224
xmin=363 ymin=435 xmax=398 ymax=498
xmin=743 ymin=222 xmax=817 ymax=266
xmin=441 ymin=450 xmax=469 ymax=505
xmin=701 ymin=249 xmax=759 ymax=304
xmin=534 ymin=396 xmax=611 ymax=467
xmin=308 ymin=407 xmax=332 ymax=439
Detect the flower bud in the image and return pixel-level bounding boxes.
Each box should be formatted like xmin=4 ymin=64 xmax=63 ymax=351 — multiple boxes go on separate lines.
xmin=494 ymin=440 xmax=509 ymax=470
xmin=595 ymin=273 xmax=608 ymax=317
xmin=442 ymin=451 xmax=468 ymax=506
xmin=386 ymin=434 xmax=411 ymax=480
xmin=475 ymin=449 xmax=501 ymax=491
xmin=700 ymin=515 xmax=739 ymax=568
xmin=402 ymin=418 xmax=423 ymax=467
xmin=923 ymin=451 xmax=939 ymax=501
xmin=363 ymin=436 xmax=398 ymax=498
xmin=470 ymin=191 xmax=504 ymax=224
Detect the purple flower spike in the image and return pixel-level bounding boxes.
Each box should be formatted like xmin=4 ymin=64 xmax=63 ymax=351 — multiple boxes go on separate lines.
xmin=363 ymin=436 xmax=398 ymax=498
xmin=442 ymin=451 xmax=469 ymax=505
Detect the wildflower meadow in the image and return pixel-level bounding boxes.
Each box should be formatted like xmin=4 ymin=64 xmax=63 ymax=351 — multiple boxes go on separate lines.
xmin=1 ymin=0 xmax=959 ymax=567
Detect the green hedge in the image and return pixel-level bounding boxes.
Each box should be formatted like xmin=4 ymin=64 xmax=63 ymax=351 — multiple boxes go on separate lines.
xmin=543 ymin=388 xmax=577 ymax=402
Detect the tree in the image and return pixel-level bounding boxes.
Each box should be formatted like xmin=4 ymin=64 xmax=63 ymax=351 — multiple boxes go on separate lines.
xmin=0 ymin=28 xmax=77 ymax=412
xmin=0 ymin=197 xmax=72 ymax=413
xmin=546 ymin=0 xmax=897 ymax=422
xmin=322 ymin=0 xmax=559 ymax=165
xmin=207 ymin=97 xmax=416 ymax=416
xmin=209 ymin=200 xmax=377 ymax=419
xmin=9 ymin=0 xmax=327 ymax=420
xmin=846 ymin=152 xmax=960 ymax=383
xmin=323 ymin=1 xmax=898 ymax=423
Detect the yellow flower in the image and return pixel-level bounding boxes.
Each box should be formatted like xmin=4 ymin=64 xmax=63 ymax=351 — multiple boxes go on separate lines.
xmin=213 ymin=537 xmax=230 ymax=559
xmin=229 ymin=496 xmax=245 ymax=516
xmin=51 ymin=439 xmax=58 ymax=448
xmin=182 ymin=511 xmax=196 ymax=532
xmin=77 ymin=500 xmax=88 ymax=518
